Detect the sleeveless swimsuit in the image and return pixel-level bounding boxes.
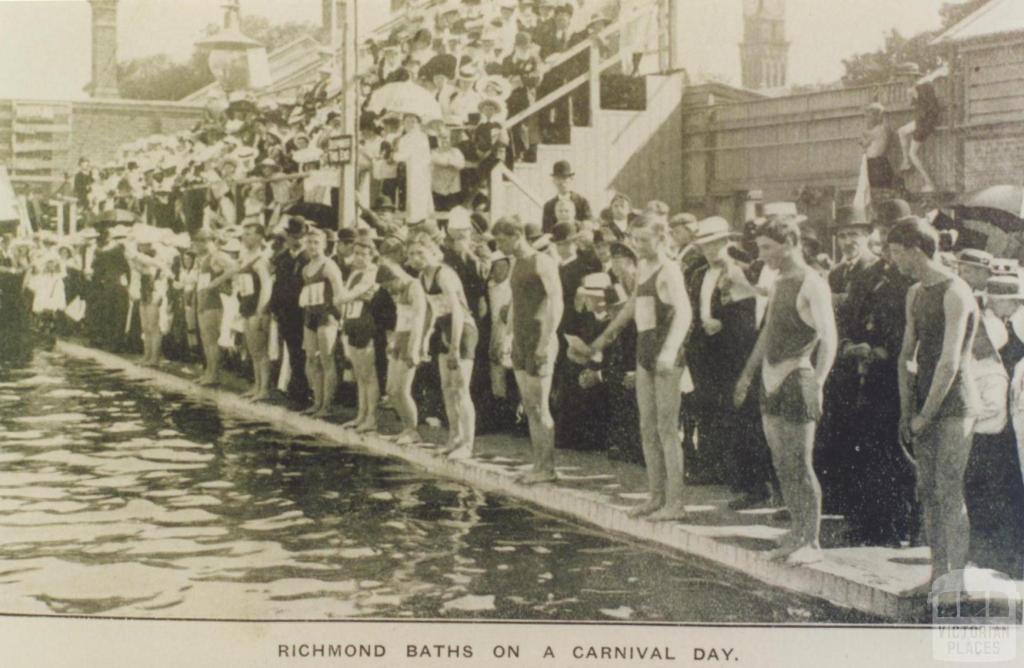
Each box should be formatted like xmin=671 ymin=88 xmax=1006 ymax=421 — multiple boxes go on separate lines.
xmin=422 ymin=265 xmax=478 ymax=360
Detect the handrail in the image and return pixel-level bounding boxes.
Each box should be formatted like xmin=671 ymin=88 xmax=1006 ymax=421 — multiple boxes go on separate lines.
xmin=503 ymin=48 xmax=634 ymax=130
xmin=530 ymin=2 xmax=653 ymax=92
xmin=502 ymin=3 xmax=654 ymax=131
xmin=496 ymin=163 xmax=544 ymax=209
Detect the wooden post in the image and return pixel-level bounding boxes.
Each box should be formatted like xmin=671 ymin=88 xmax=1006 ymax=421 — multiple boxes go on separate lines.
xmin=337 ymin=0 xmax=358 ymax=230
xmin=69 ymin=201 xmax=77 ymax=235
xmin=55 ymin=200 xmax=65 ymax=237
xmin=588 ymin=40 xmax=600 ymax=127
xmin=490 ymin=164 xmax=505 ymax=221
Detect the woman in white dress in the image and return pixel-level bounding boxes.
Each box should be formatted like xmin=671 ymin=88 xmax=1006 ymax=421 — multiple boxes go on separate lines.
xmin=393 ymin=113 xmax=435 ymax=223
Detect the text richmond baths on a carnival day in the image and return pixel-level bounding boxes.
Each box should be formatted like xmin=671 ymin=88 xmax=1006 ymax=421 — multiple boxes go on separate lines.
xmin=277 ymin=643 xmax=738 ymax=661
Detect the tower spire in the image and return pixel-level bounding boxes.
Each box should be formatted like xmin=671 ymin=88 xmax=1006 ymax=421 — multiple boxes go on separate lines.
xmin=740 ymin=0 xmax=789 ymax=90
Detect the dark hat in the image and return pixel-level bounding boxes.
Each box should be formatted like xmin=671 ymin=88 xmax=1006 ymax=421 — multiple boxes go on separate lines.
xmin=956 ymin=248 xmax=994 ymax=269
xmin=524 ymin=221 xmax=544 ymax=242
xmin=337 ymin=228 xmax=357 ymax=243
xmin=470 ymin=212 xmax=490 ymax=236
xmin=833 ymin=206 xmax=871 ymax=231
xmin=552 ymin=221 xmax=578 ymax=243
xmin=285 ymin=217 xmax=307 ymax=237
xmin=551 ymin=160 xmax=574 ymax=178
xmin=874 ymin=198 xmax=914 ymax=227
xmin=554 ymin=4 xmax=573 ymax=16
xmin=609 ymin=241 xmax=637 ymax=262
xmin=373 ymin=195 xmax=396 ymax=212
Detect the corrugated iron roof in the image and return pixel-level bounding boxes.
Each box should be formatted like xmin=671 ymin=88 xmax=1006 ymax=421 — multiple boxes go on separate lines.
xmin=933 ymin=0 xmax=1024 ymax=44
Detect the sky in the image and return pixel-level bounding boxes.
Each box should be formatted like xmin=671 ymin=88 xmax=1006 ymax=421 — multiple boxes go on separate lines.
xmin=0 ymin=0 xmax=959 ymax=100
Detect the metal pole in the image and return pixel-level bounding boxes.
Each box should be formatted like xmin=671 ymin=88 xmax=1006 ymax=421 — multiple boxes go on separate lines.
xmin=339 ymin=0 xmax=358 ymax=230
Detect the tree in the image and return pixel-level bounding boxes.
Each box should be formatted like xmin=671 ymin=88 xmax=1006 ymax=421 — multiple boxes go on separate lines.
xmin=840 ymin=0 xmax=989 ymax=87
xmin=117 ymin=16 xmax=322 ymax=101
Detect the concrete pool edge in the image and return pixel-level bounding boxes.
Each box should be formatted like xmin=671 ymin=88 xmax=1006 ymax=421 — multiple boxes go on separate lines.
xmin=55 ymin=340 xmax=920 ymax=621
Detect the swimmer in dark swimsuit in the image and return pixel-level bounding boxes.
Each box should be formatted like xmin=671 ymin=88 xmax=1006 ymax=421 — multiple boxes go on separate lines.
xmin=890 ymin=217 xmax=980 ymax=595
xmin=735 ymin=217 xmax=837 ymax=566
xmin=299 ymin=227 xmax=346 ymax=417
xmin=493 ymin=216 xmax=564 ymax=483
xmin=590 ymin=213 xmax=693 ymax=518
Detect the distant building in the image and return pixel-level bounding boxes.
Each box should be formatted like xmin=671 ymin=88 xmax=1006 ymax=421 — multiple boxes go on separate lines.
xmin=739 ymin=0 xmax=789 ymax=90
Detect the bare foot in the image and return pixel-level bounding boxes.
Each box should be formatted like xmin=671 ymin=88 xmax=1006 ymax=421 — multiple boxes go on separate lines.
xmin=395 ymin=430 xmax=420 ymax=445
xmin=252 ymin=392 xmax=271 ymax=402
xmin=440 ymin=441 xmax=461 ymax=455
xmin=339 ymin=419 xmax=360 ymax=429
xmin=647 ymin=503 xmax=689 ymax=522
xmin=447 ymin=445 xmax=474 ymax=460
xmin=197 ymin=377 xmax=217 ymax=387
xmin=313 ymin=407 xmax=335 ymax=419
xmin=355 ymin=422 xmax=377 ymax=434
xmin=766 ymin=535 xmax=801 ymax=561
xmin=301 ymin=405 xmax=321 ymax=416
xmin=240 ymin=388 xmax=256 ymax=398
xmin=626 ymin=499 xmax=664 ymax=518
xmin=784 ymin=544 xmax=823 ymax=566
xmin=517 ymin=470 xmax=558 ymax=485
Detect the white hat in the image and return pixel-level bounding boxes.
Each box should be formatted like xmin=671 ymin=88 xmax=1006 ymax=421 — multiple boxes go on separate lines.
xmin=990 ymin=258 xmax=1021 ymax=276
xmin=447 ymin=206 xmax=473 ymax=233
xmin=578 ymin=272 xmax=612 ymax=298
xmin=693 ymin=216 xmax=738 ymax=245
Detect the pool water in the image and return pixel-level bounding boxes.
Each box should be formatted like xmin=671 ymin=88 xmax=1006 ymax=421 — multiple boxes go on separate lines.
xmin=0 ymin=351 xmax=873 ymax=622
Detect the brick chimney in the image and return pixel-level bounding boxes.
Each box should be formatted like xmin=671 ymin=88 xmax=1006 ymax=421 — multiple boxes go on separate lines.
xmin=88 ymin=0 xmax=120 ymax=98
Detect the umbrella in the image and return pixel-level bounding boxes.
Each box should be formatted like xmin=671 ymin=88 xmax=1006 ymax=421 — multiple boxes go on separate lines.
xmin=954 ymin=185 xmax=1024 ymax=234
xmin=366 ymin=81 xmax=442 ymax=119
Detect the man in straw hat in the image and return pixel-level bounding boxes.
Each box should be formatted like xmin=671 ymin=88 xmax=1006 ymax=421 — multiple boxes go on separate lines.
xmin=734 ymin=216 xmax=837 ymax=564
xmin=588 ymin=212 xmax=693 ymax=520
xmin=887 ymin=217 xmax=979 ymax=591
xmin=686 ymin=217 xmax=767 ymax=500
xmin=966 ymin=273 xmax=1024 ymax=575
xmin=492 ymin=214 xmax=564 ymax=483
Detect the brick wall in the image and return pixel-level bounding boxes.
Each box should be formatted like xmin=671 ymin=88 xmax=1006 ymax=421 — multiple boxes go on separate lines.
xmin=0 ymin=98 xmax=203 ymax=189
xmin=963 ymin=125 xmax=1024 ymax=192
xmin=69 ymin=100 xmax=203 ymax=172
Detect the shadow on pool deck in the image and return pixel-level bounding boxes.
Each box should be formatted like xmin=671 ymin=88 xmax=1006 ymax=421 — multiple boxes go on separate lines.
xmin=57 ymin=340 xmax=956 ymax=622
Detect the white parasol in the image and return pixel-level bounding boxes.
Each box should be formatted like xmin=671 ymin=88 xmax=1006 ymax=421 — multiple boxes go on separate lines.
xmin=366 ymin=81 xmax=442 ymax=119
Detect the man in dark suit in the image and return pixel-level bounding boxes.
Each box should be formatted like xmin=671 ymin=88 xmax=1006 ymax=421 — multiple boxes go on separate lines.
xmin=535 ymin=4 xmax=576 ymax=142
xmin=686 ymin=218 xmax=770 ymax=502
xmin=541 ymin=160 xmax=592 ymax=232
xmin=88 ymin=225 xmax=131 ymax=352
xmin=819 ymin=202 xmax=916 ymax=545
xmin=828 ymin=207 xmax=878 ymax=310
xmin=270 ymin=217 xmax=310 ymax=405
